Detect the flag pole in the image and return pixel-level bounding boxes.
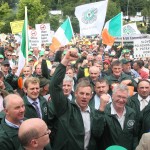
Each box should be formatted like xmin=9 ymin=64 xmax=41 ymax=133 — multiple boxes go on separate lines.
xmin=68 ymin=16 xmax=76 ymax=45
xmin=121 ymin=12 xmax=124 ymax=48
xmin=25 ymin=6 xmax=28 ymax=64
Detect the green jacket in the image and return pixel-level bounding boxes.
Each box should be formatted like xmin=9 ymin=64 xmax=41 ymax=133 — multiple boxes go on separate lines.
xmin=18 ymin=144 xmax=52 ymax=150
xmin=23 ymin=95 xmax=49 ymax=124
xmin=4 ymin=80 xmax=14 ymax=93
xmin=139 ymin=102 xmax=150 ymax=137
xmin=49 ymin=63 xmax=105 ymax=150
xmin=0 ymin=118 xmax=20 ymax=150
xmin=102 ymin=103 xmax=138 ymax=150
xmin=105 ymin=73 xmax=137 ymax=95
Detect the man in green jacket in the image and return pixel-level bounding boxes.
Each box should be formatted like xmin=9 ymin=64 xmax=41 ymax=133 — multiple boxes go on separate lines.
xmin=49 ymin=49 xmax=104 ymax=150
xmin=23 ymin=77 xmax=49 ymax=124
xmin=0 ymin=94 xmax=25 ymax=150
xmin=104 ymin=60 xmax=137 ymax=95
xmin=99 ymin=84 xmax=138 ymax=150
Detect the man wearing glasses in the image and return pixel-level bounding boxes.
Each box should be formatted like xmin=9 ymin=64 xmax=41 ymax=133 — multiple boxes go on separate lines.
xmin=18 ymin=118 xmax=51 ymax=150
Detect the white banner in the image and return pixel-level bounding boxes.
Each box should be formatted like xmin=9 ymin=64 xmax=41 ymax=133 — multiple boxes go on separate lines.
xmin=75 ymin=0 xmax=108 ymax=36
xmin=28 ymin=29 xmax=41 ymax=49
xmin=35 ymin=23 xmax=52 ymax=44
xmin=123 ymin=23 xmax=141 ymax=36
xmin=134 ymin=39 xmax=150 ymax=58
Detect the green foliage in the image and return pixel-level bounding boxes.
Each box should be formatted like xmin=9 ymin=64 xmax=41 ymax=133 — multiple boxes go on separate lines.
xmin=147 ymin=21 xmax=150 ymax=34
xmin=106 ymin=0 xmax=121 ymax=21
xmin=0 ymin=2 xmax=15 ymax=33
xmin=17 ymin=0 xmax=48 ymax=28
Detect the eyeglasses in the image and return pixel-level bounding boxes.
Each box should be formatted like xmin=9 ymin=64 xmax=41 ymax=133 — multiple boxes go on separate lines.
xmin=4 ymin=65 xmax=9 ymax=67
xmin=35 ymin=129 xmax=51 ymax=139
xmin=7 ymin=55 xmax=12 ymax=56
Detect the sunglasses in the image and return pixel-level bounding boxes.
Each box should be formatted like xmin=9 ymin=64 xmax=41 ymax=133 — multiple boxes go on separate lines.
xmin=7 ymin=55 xmax=12 ymax=56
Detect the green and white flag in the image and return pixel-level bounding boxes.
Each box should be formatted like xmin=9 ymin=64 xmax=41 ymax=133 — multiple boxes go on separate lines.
xmin=16 ymin=6 xmax=28 ymax=76
xmin=75 ymin=0 xmax=108 ymax=36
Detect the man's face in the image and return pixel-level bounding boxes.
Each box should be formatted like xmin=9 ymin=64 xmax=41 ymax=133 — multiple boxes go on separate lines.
xmin=137 ymin=81 xmax=150 ymax=99
xmin=36 ymin=123 xmax=50 ymax=148
xmin=63 ymin=81 xmax=72 ymax=96
xmin=5 ymin=97 xmax=25 ymax=122
xmin=75 ymin=86 xmax=92 ymax=111
xmin=6 ymin=52 xmax=12 ymax=60
xmin=0 ymin=58 xmax=4 ymax=63
xmin=124 ymin=53 xmax=130 ymax=60
xmin=35 ymin=64 xmax=42 ymax=75
xmin=66 ymin=69 xmax=74 ymax=78
xmin=89 ymin=67 xmax=100 ymax=81
xmin=95 ymin=82 xmax=109 ymax=97
xmin=112 ymin=90 xmax=128 ymax=110
xmin=25 ymin=83 xmax=40 ymax=100
xmin=23 ymin=67 xmax=32 ymax=78
xmin=112 ymin=65 xmax=122 ymax=78
xmin=1 ymin=64 xmax=10 ymax=73
xmin=122 ymin=62 xmax=131 ymax=73
xmin=133 ymin=63 xmax=138 ymax=71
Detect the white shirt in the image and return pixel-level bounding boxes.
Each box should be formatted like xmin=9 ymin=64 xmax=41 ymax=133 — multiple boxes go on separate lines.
xmin=27 ymin=96 xmax=42 ymax=118
xmin=111 ymin=104 xmax=126 ymax=130
xmin=138 ymin=95 xmax=150 ymax=111
xmin=94 ymin=94 xmax=112 ymax=110
xmin=76 ymin=101 xmax=91 ymax=150
xmin=68 ymin=94 xmax=73 ymax=101
xmin=0 ymin=95 xmax=4 ymax=112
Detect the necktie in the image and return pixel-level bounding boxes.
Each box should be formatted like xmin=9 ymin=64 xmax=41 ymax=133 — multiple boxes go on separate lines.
xmin=32 ymin=101 xmax=41 ymax=118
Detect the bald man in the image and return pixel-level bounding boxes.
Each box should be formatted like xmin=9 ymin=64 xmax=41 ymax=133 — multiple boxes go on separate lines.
xmin=0 ymin=94 xmax=25 ymax=150
xmin=18 ymin=118 xmax=51 ymax=150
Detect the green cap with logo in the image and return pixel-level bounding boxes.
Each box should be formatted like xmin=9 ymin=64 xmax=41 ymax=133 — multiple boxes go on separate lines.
xmin=122 ymin=49 xmax=130 ymax=54
xmin=0 ymin=54 xmax=4 ymax=59
xmin=106 ymin=145 xmax=127 ymax=150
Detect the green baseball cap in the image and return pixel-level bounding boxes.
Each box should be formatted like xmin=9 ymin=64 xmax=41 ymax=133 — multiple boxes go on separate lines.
xmin=120 ymin=59 xmax=131 ymax=64
xmin=28 ymin=58 xmax=34 ymax=62
xmin=28 ymin=51 xmax=33 ymax=56
xmin=122 ymin=49 xmax=130 ymax=54
xmin=39 ymin=51 xmax=44 ymax=56
xmin=106 ymin=145 xmax=127 ymax=150
xmin=0 ymin=54 xmax=4 ymax=59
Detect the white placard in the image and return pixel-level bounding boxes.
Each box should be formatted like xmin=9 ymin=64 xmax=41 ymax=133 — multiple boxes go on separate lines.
xmin=28 ymin=29 xmax=41 ymax=49
xmin=36 ymin=23 xmax=51 ymax=44
xmin=134 ymin=39 xmax=150 ymax=58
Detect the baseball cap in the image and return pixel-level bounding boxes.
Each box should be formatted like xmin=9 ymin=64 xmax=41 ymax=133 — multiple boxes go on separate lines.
xmin=0 ymin=54 xmax=4 ymax=59
xmin=1 ymin=60 xmax=10 ymax=65
xmin=103 ymin=59 xmax=110 ymax=65
xmin=40 ymin=77 xmax=49 ymax=87
xmin=120 ymin=59 xmax=131 ymax=64
xmin=106 ymin=145 xmax=127 ymax=150
xmin=122 ymin=49 xmax=130 ymax=54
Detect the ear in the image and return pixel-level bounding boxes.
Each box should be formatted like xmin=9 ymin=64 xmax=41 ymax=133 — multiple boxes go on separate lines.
xmin=4 ymin=108 xmax=8 ymax=115
xmin=30 ymin=139 xmax=38 ymax=148
xmin=23 ymin=87 xmax=27 ymax=93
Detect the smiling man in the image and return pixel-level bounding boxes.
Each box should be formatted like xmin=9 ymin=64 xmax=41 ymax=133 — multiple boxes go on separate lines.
xmin=99 ymin=84 xmax=138 ymax=150
xmin=23 ymin=77 xmax=49 ymax=124
xmin=105 ymin=60 xmax=137 ymax=95
xmin=0 ymin=94 xmax=25 ymax=150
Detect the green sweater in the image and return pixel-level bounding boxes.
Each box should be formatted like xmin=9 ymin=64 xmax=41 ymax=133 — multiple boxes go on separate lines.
xmin=49 ymin=63 xmax=105 ymax=150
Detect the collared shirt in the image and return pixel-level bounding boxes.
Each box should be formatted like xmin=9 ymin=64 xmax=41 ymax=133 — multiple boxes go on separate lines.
xmin=27 ymin=96 xmax=42 ymax=118
xmin=94 ymin=94 xmax=112 ymax=110
xmin=68 ymin=94 xmax=72 ymax=101
xmin=138 ymin=95 xmax=150 ymax=111
xmin=5 ymin=118 xmax=22 ymax=129
xmin=111 ymin=103 xmax=126 ymax=130
xmin=75 ymin=100 xmax=91 ymax=150
xmin=0 ymin=95 xmax=4 ymax=112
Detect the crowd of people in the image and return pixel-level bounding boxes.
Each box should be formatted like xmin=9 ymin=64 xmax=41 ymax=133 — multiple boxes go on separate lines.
xmin=0 ymin=34 xmax=150 ymax=150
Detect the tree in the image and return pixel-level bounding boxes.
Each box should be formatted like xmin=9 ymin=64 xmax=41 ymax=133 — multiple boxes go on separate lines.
xmin=17 ymin=0 xmax=48 ymax=28
xmin=0 ymin=2 xmax=15 ymax=33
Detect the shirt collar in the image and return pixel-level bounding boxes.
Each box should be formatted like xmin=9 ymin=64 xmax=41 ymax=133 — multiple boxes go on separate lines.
xmin=75 ymin=99 xmax=90 ymax=113
xmin=27 ymin=96 xmax=39 ymax=104
xmin=5 ymin=118 xmax=23 ymax=129
xmin=111 ymin=103 xmax=126 ymax=118
xmin=138 ymin=94 xmax=150 ymax=102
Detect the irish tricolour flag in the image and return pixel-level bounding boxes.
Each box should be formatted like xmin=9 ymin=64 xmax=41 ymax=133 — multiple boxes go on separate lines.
xmin=50 ymin=18 xmax=73 ymax=52
xmin=102 ymin=12 xmax=123 ymax=46
xmin=16 ymin=6 xmax=28 ymax=76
